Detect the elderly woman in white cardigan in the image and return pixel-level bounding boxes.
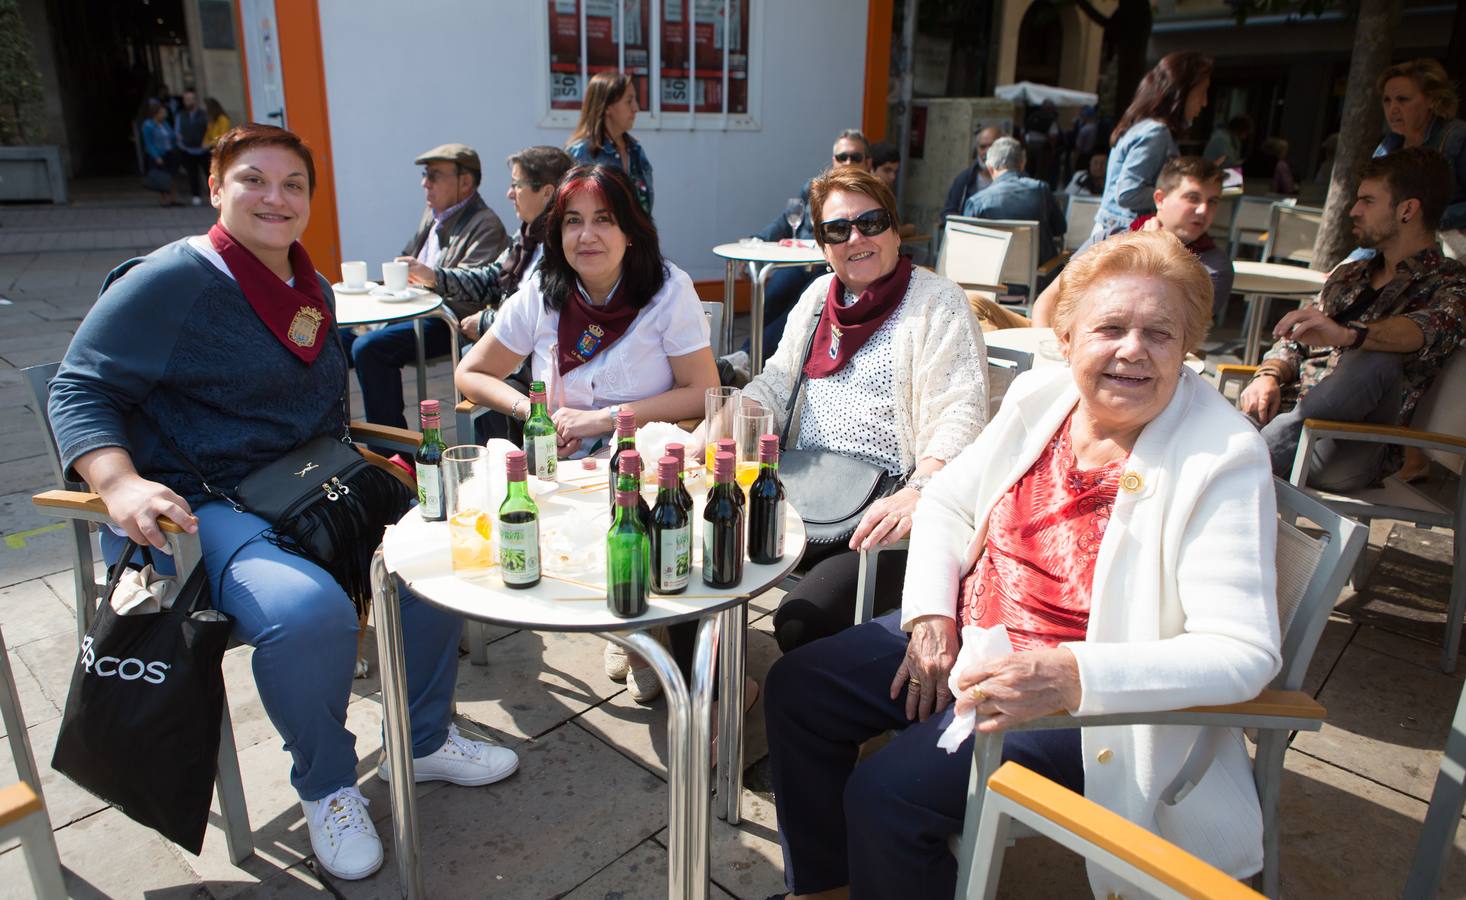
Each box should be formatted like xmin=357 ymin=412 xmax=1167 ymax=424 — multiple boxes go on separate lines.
xmin=762 ymin=229 xmax=1281 ymax=900
xmin=731 ymin=165 xmax=987 ymax=654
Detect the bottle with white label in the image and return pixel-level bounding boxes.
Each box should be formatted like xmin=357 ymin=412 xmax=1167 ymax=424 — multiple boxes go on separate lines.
xmin=650 ymin=455 xmax=690 ymax=593
xmin=522 ymin=380 xmax=558 ymax=480
xmin=414 ymin=399 xmax=446 ymax=521
xmin=497 ymin=450 xmax=541 ymax=588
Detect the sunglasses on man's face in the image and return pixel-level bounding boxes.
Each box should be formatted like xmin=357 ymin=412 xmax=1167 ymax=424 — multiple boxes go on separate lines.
xmin=818 ymin=208 xmax=893 ymax=244
xmin=833 ymin=151 xmax=867 ymax=164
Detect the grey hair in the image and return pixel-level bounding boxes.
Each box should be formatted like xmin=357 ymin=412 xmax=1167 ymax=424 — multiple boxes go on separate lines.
xmin=834 ymin=128 xmax=869 ymax=152
xmin=985 ymin=136 xmax=1025 ymax=173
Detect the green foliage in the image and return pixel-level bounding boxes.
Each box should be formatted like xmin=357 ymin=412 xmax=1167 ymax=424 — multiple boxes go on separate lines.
xmin=0 ymin=0 xmax=45 ymax=145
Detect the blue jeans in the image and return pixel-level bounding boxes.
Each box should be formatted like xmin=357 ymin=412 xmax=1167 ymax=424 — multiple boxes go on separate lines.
xmin=102 ymin=502 xmax=462 ymax=801
xmin=342 ymin=318 xmax=453 ymax=430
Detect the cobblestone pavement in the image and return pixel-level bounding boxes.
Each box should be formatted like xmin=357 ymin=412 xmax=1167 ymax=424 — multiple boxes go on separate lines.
xmin=1 ymin=183 xmax=1464 ymax=898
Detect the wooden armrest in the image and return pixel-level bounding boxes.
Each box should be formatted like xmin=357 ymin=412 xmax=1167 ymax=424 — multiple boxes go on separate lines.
xmin=1178 ymin=689 xmax=1325 ymax=721
xmin=1302 ymin=419 xmax=1466 ymax=454
xmin=987 ymin=763 xmax=1262 ymax=899
xmin=1025 ymin=690 xmax=1326 ymax=731
xmin=455 ymin=399 xmax=476 ymax=414
xmin=349 ymin=422 xmax=422 ymax=450
xmin=0 ymin=782 xmax=44 ymax=830
xmin=677 ymin=417 xmax=703 ymax=432
xmin=1215 ymin=364 xmax=1259 ymax=379
xmin=32 ymin=489 xmax=183 ymax=532
xmin=1036 ymin=251 xmax=1070 ymax=277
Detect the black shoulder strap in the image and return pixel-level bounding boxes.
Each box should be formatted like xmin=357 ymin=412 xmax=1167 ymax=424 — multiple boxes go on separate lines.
xmin=779 ymin=303 xmax=824 ymax=450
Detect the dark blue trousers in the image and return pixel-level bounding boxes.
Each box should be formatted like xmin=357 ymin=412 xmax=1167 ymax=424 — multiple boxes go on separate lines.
xmin=764 ymin=611 xmax=1083 ymax=898
xmin=341 ymin=318 xmax=453 ymax=430
xmin=740 ymin=266 xmax=822 ymax=363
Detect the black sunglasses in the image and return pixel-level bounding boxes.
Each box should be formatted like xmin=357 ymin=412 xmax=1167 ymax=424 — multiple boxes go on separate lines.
xmin=833 ymin=151 xmax=867 ymax=164
xmin=818 ymin=208 xmax=893 ymax=244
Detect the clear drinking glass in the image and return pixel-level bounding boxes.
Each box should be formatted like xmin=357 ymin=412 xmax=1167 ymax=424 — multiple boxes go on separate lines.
xmin=704 ymin=386 xmax=741 ymax=476
xmin=734 ymin=402 xmax=774 ymax=491
xmin=784 ymin=197 xmax=804 ymax=234
xmin=443 ymin=445 xmax=493 ymax=573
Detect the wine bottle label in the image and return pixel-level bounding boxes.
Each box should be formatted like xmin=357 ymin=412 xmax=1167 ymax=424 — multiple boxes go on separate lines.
xmin=775 ymin=500 xmax=785 ymax=557
xmin=416 ymin=463 xmax=442 ymax=518
xmin=531 ymin=434 xmax=557 ymax=479
xmin=659 ymin=525 xmax=691 ymax=591
xmin=702 ymin=526 xmax=714 ymax=581
xmin=498 ymin=520 xmax=540 ymax=584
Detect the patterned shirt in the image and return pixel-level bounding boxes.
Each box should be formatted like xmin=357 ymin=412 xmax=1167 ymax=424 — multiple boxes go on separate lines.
xmin=1260 ymin=248 xmax=1466 ymax=423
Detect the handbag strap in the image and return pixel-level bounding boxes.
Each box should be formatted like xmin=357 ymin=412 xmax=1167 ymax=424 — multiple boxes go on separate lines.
xmin=779 ymin=303 xmax=824 ymax=451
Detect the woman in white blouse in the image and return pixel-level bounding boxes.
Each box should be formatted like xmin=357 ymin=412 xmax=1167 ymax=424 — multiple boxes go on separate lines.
xmin=456 ymin=164 xmax=717 ymax=457
xmin=720 ymin=166 xmax=988 ymax=652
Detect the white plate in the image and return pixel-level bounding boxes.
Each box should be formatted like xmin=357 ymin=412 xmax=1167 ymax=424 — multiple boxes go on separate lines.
xmin=333 ymin=281 xmax=379 ymax=294
xmin=370 ymin=286 xmax=429 ymax=302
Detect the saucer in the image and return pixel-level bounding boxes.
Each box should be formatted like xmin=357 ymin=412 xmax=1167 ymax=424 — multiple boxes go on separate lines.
xmin=370 ymin=286 xmax=429 ymax=302
xmin=333 ymin=281 xmax=379 ymax=294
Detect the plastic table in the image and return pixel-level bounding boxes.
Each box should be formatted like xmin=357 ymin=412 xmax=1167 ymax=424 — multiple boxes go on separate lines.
xmin=333 ymin=287 xmax=462 ymax=408
xmin=1231 ymin=261 xmax=1327 ymax=365
xmin=712 ymin=241 xmax=827 ymax=375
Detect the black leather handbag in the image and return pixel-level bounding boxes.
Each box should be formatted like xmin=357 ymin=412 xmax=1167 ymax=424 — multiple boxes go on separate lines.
xmin=777 ymin=307 xmax=902 ymax=546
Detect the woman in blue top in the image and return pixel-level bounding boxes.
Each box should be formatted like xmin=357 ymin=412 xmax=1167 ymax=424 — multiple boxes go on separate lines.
xmin=1083 ymin=51 xmax=1213 ymax=252
xmin=140 ymin=101 xmax=179 ymax=206
xmin=566 ymin=71 xmax=654 ymax=215
xmin=1374 ymin=58 xmax=1466 ymax=230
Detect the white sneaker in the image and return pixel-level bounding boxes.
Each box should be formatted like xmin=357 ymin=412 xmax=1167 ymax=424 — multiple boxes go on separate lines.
xmin=377 ymin=724 xmax=519 ymax=786
xmin=627 ymin=664 xmax=662 ymax=703
xmin=301 ymin=786 xmax=382 ymax=881
xmin=604 ymin=641 xmax=631 ymax=680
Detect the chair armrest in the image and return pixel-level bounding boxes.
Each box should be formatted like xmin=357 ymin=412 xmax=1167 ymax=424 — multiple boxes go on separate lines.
xmin=348 ymin=422 xmax=422 ymax=454
xmin=677 ymin=417 xmax=703 ymax=432
xmin=455 ymin=399 xmax=476 ymax=415
xmin=1301 ymin=419 xmax=1466 ymax=456
xmin=1036 ymin=252 xmax=1070 ymax=277
xmin=1214 ymin=364 xmax=1258 ymax=380
xmin=0 ymin=782 xmax=44 ymax=830
xmin=1006 ymin=690 xmax=1326 ymax=733
xmin=32 ymin=489 xmax=184 ymax=533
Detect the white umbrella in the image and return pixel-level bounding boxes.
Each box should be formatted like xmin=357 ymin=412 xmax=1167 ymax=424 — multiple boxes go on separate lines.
xmin=994 ymin=82 xmax=1098 ymax=108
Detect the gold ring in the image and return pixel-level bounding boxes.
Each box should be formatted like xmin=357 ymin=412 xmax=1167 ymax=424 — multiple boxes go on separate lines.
xmin=908 ymin=678 xmax=921 ymax=688
xmin=971 ymin=685 xmax=985 ymax=703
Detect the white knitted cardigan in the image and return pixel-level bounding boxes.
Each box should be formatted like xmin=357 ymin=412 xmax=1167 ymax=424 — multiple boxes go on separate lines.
xmin=741 ymin=266 xmax=989 ymax=473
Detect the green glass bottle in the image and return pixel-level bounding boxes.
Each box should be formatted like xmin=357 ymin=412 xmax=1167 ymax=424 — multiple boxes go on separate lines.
xmin=497 ymin=450 xmax=541 ymax=588
xmin=607 ymin=451 xmax=651 ymax=617
xmin=650 ymin=455 xmax=691 ymax=593
xmin=414 ymin=399 xmax=447 ymax=522
xmin=522 ymin=381 xmax=558 ymax=481
xmin=607 ymin=408 xmax=637 ymax=512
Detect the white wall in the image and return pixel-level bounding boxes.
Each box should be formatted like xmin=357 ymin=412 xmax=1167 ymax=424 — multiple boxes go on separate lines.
xmin=317 ymin=0 xmax=869 ymax=282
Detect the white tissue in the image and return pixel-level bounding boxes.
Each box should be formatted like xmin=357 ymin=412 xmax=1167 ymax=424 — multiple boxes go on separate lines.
xmin=110 ymin=564 xmax=175 ymax=615
xmin=633 ymin=421 xmax=696 ymax=467
xmin=936 ymin=624 xmax=1014 ymax=753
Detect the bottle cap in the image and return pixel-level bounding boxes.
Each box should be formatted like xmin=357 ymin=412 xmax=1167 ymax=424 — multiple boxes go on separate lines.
xmin=504 ymin=450 xmax=527 ymax=480
xmin=715 ymin=438 xmax=735 ymax=457
xmin=714 ymin=451 xmax=734 ymax=482
xmin=529 ymin=386 xmax=547 ymax=403
xmin=615 ymin=409 xmax=637 ymax=436
xmin=658 ymin=455 xmax=679 ymax=487
xmin=419 ymin=399 xmax=440 ymax=414
xmin=619 ymin=450 xmax=642 ymax=477
xmin=665 ymin=442 xmax=685 ymax=465
xmin=759 ymin=434 xmax=779 ymax=463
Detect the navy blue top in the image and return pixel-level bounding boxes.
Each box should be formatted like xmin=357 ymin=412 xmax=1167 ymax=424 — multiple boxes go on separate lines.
xmin=962 ymin=171 xmax=1068 ymax=260
xmin=1374 ymin=116 xmax=1466 ymax=231
xmin=754 ymin=178 xmax=816 ymax=242
xmin=48 ymin=239 xmax=347 ymax=506
xmin=567 ymin=132 xmax=655 ymax=215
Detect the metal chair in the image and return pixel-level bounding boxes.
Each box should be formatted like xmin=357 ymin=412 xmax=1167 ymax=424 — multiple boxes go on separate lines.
xmin=1063 ymin=195 xmax=1100 ymax=253
xmin=1262 ymin=204 xmax=1323 ymax=266
xmin=967 ymin=762 xmax=1263 ymax=899
xmin=951 ymin=478 xmax=1367 ymax=898
xmin=1209 ymin=195 xmax=1238 ymax=255
xmin=1230 ymin=197 xmax=1293 ymax=260
xmin=937 ymin=219 xmax=1013 ymax=296
xmin=956 ymin=216 xmax=1043 ymax=307
xmin=1404 ymin=677 xmax=1466 ymax=898
xmin=0 ymin=782 xmax=66 ymax=899
xmin=702 ymin=300 xmax=726 ymax=358
xmin=983 ymin=344 xmax=1035 ymax=420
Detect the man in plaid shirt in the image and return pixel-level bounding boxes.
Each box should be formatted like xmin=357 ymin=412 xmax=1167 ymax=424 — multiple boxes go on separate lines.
xmin=1243 ymin=147 xmax=1466 ymax=490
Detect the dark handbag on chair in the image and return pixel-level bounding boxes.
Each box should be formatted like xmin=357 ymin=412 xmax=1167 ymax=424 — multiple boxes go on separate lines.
xmin=777 ymin=306 xmax=903 ymax=546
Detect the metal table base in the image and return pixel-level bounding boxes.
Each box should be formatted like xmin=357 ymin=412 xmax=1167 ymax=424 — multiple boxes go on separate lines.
xmin=721 ymin=258 xmax=823 ymax=377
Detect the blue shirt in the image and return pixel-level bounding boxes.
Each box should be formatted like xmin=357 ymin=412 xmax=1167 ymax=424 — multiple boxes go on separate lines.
xmin=1090 ymin=118 xmax=1177 ymax=247
xmin=567 ymin=132 xmax=655 ymax=215
xmin=962 ymin=171 xmax=1068 ymax=260
xmin=1374 ymin=116 xmax=1466 ymax=231
xmin=141 ymin=119 xmax=175 ymax=160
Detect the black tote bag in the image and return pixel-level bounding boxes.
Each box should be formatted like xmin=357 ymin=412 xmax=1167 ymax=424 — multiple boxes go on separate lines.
xmin=51 ymin=541 xmax=234 ymax=854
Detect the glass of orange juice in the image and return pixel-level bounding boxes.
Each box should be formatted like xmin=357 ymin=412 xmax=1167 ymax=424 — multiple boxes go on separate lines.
xmin=735 ymin=402 xmax=774 ymax=491
xmin=443 ymin=445 xmax=493 ymax=573
xmin=704 ymin=386 xmax=741 ymax=476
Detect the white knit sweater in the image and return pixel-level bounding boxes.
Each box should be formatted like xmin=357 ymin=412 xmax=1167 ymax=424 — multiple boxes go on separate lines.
xmin=740 ymin=266 xmax=989 ymax=472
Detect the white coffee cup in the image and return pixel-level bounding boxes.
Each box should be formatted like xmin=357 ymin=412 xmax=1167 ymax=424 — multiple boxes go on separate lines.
xmin=382 ymin=261 xmax=409 ymax=292
xmin=340 ymin=260 xmax=367 ymax=289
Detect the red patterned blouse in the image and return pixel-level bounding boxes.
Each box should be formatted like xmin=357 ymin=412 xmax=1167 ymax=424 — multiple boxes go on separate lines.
xmin=957 ymin=414 xmax=1126 ymax=651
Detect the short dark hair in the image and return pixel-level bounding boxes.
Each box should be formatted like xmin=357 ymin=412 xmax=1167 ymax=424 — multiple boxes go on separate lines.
xmin=1359 ymin=146 xmax=1453 ymax=231
xmin=869 ymin=141 xmax=900 ymax=169
xmin=1155 ymin=156 xmax=1223 ymax=195
xmin=507 ymin=145 xmax=575 ymax=189
xmin=538 ymin=165 xmax=667 ymax=312
xmin=209 ymin=123 xmax=316 ymax=194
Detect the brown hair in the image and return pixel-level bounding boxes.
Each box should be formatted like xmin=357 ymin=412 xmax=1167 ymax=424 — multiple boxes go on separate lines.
xmin=538 ymin=165 xmax=666 ymax=313
xmin=208 ymin=123 xmax=316 ymax=194
xmin=1377 ymin=58 xmax=1459 ymax=121
xmin=1358 ymin=146 xmax=1454 ymax=232
xmin=568 ymin=71 xmax=635 ymax=149
xmin=807 ymin=166 xmax=902 ymax=248
xmin=1154 ymin=156 xmax=1223 ymax=195
xmin=1052 ymin=230 xmax=1213 ymax=352
xmin=1112 ymin=51 xmax=1214 ymax=145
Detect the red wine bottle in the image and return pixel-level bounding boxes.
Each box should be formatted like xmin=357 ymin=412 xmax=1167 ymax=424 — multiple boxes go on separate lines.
xmin=414 ymin=400 xmax=446 ymax=521
xmin=607 ymin=454 xmax=651 ymax=617
xmin=607 ymin=408 xmax=637 ymax=511
xmin=498 ymin=450 xmax=541 ymax=588
xmin=650 ymin=456 xmax=691 ymax=593
xmin=663 ymin=442 xmax=694 ymax=514
xmin=747 ymin=434 xmax=786 ymax=564
xmin=702 ymin=451 xmax=745 ymax=588
xmin=713 ymin=438 xmax=743 ymax=510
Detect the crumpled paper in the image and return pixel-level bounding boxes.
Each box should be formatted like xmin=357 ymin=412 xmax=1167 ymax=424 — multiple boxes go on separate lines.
xmin=111 ymin=564 xmax=175 ymax=615
xmin=936 ymin=624 xmax=1013 ymax=753
xmin=633 ymin=421 xmax=696 ymax=470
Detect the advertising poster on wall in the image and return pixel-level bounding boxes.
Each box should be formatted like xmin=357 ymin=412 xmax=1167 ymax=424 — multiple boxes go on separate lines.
xmin=549 ymin=1 xmax=651 ymax=111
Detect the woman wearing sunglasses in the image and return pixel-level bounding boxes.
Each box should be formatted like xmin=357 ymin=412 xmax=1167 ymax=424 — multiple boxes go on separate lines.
xmin=724 ymin=165 xmax=988 ymax=652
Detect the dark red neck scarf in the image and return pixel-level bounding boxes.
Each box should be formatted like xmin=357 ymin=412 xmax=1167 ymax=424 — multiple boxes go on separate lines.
xmin=1128 ymin=214 xmax=1217 ymax=254
xmin=208 ymin=223 xmax=331 ymax=364
xmin=804 ymin=255 xmax=914 ymax=379
xmin=556 ymin=280 xmax=639 ymax=374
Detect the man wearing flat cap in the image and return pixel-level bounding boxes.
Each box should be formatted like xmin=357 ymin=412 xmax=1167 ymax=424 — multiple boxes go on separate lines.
xmin=347 ymin=143 xmax=509 ymax=430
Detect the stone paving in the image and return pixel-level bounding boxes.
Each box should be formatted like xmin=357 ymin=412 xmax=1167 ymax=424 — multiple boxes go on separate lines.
xmin=1 ymin=183 xmax=1465 ymax=898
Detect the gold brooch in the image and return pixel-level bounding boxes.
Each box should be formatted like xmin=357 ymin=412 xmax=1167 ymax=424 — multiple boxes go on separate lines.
xmin=1120 ymin=471 xmax=1143 ymax=493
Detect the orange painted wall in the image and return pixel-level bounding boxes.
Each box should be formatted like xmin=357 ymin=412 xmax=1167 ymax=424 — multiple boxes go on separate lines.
xmin=273 ymin=1 xmax=342 ymax=279
xmin=863 ymin=0 xmax=893 ymax=142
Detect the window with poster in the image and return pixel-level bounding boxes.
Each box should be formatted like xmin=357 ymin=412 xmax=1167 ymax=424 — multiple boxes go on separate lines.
xmin=543 ymin=0 xmax=760 ymax=130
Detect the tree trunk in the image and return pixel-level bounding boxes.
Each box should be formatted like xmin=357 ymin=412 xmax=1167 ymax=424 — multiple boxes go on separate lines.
xmin=1312 ymin=0 xmax=1401 ymax=270
xmin=1446 ymin=0 xmax=1466 ymax=102
xmin=1108 ymin=0 xmax=1153 ymax=116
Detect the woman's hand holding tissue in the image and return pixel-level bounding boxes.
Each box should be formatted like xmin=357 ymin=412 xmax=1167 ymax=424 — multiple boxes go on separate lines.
xmin=953 ymin=647 xmax=1082 ymax=733
xmin=552 ymin=406 xmax=611 ymax=441
xmin=890 ymin=615 xmax=959 ymax=723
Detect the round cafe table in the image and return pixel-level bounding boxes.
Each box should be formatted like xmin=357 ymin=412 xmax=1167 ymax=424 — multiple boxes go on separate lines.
xmin=370 ymin=460 xmax=805 ymax=899
xmin=333 ymin=286 xmax=462 ymax=412
xmin=1230 ymin=261 xmax=1327 ymax=365
xmin=712 ymin=241 xmax=827 ymax=376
